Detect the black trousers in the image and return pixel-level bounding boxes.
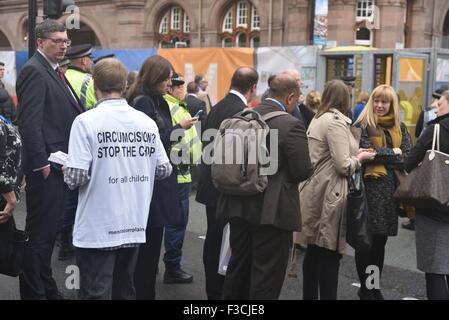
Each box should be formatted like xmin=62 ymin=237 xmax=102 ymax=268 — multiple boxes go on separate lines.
xmin=355 ymin=235 xmax=388 ymax=291
xmin=202 ymin=205 xmax=225 ymax=300
xmin=19 ymin=169 xmax=66 ymax=300
xmin=134 ymin=227 xmax=164 ymax=300
xmin=303 ymin=244 xmax=342 ymax=300
xmin=76 ymin=247 xmax=139 ymax=300
xmin=426 ymin=273 xmax=449 ymax=300
xmin=222 ymin=217 xmax=291 ymax=300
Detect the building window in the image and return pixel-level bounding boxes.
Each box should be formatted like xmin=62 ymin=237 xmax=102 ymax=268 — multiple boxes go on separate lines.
xmin=223 ymin=10 xmax=233 ymax=32
xmin=171 ymin=7 xmax=181 ymax=30
xmin=222 ymin=37 xmax=233 ymax=48
xmin=220 ymin=1 xmax=260 ymax=48
xmin=356 ymin=0 xmax=374 ymax=20
xmin=237 ymin=1 xmax=248 ymax=27
xmin=355 ymin=27 xmax=372 ymax=46
xmin=184 ymin=13 xmax=190 ymax=33
xmin=157 ymin=5 xmax=190 ymax=48
xmin=251 ymin=36 xmax=260 ymax=48
xmin=252 ymin=6 xmax=260 ymax=30
xmin=159 ymin=16 xmax=168 ymax=34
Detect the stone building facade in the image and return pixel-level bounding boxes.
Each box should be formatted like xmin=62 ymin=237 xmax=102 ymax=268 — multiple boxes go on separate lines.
xmin=0 ymin=0 xmax=448 ymax=50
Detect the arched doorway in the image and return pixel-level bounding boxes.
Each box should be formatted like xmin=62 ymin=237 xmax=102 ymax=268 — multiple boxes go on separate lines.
xmin=443 ymin=10 xmax=449 ymax=48
xmin=0 ymin=30 xmax=12 ymax=50
xmin=67 ymin=22 xmax=101 ymax=48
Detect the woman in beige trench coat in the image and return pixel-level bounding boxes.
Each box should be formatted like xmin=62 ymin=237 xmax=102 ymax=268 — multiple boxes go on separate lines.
xmin=300 ymin=80 xmax=375 ymax=300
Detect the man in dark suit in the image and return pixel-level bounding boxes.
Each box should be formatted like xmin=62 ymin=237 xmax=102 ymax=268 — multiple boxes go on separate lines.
xmin=184 ymin=81 xmax=207 ymax=120
xmin=184 ymin=81 xmax=207 ymax=192
xmin=17 ymin=19 xmax=84 ymax=300
xmin=196 ymin=67 xmax=258 ymax=300
xmin=217 ymin=73 xmax=313 ymax=299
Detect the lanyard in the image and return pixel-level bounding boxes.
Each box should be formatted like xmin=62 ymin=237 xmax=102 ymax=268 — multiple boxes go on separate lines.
xmin=0 ymin=114 xmax=12 ymax=125
xmin=266 ymin=98 xmax=286 ymax=112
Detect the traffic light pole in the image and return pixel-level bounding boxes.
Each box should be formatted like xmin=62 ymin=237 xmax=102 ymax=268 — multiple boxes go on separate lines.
xmin=28 ymin=0 xmax=37 ymax=59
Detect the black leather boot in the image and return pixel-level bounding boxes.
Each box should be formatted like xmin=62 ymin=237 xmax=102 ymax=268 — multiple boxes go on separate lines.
xmin=163 ymin=267 xmax=193 ymax=284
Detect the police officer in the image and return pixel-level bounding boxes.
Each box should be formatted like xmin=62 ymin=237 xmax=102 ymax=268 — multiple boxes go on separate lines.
xmin=163 ymin=73 xmax=202 ymax=284
xmin=65 ymin=44 xmax=96 ymax=110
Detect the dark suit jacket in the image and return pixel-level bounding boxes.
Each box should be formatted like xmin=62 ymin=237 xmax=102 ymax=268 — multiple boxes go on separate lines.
xmin=17 ymin=52 xmax=83 ymax=174
xmin=216 ymin=100 xmax=313 ymax=231
xmin=195 ymin=92 xmax=247 ymax=207
xmin=184 ymin=94 xmax=206 ymax=120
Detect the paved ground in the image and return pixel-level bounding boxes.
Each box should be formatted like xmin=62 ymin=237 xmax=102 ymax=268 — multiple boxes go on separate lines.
xmin=0 ymin=193 xmax=426 ymax=300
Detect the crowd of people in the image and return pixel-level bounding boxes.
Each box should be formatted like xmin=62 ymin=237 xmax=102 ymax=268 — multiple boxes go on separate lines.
xmin=1 ymin=18 xmax=449 ymax=300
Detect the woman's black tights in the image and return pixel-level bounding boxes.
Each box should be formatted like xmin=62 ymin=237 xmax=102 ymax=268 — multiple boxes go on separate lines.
xmin=302 ymin=244 xmax=342 ymax=300
xmin=355 ymin=234 xmax=388 ymax=291
xmin=426 ymin=273 xmax=449 ymax=300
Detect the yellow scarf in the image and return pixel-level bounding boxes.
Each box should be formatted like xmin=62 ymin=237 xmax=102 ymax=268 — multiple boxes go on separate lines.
xmin=364 ymin=114 xmax=402 ymax=178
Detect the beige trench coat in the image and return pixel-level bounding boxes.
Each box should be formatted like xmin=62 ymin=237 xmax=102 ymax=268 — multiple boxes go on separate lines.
xmin=299 ymin=109 xmax=361 ymax=254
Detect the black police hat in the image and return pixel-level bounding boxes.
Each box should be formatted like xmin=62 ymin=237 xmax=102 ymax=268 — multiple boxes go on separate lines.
xmin=93 ymin=54 xmax=115 ymax=64
xmin=341 ymin=75 xmax=356 ymax=86
xmin=432 ymin=86 xmax=449 ymax=100
xmin=65 ymin=44 xmax=94 ymax=60
xmin=171 ymin=73 xmax=185 ymax=86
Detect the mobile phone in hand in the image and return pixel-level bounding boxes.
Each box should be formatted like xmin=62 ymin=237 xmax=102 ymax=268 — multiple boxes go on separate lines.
xmin=194 ymin=109 xmax=204 ymax=118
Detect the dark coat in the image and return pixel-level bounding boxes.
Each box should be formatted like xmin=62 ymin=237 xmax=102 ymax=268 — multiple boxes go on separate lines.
xmin=17 ymin=52 xmax=83 ymax=174
xmin=0 ymin=82 xmax=15 ymax=123
xmin=195 ymin=92 xmax=247 ymax=207
xmin=184 ymin=94 xmax=206 ymax=120
xmin=405 ymin=113 xmax=449 ymax=223
xmin=359 ymin=122 xmax=412 ymax=236
xmin=216 ymin=100 xmax=313 ymax=231
xmin=132 ymin=93 xmax=181 ymax=227
xmin=298 ymin=103 xmax=315 ymax=129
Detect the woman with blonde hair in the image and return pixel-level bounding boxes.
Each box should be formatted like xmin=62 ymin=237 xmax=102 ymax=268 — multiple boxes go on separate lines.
xmin=304 ymin=90 xmax=321 ymax=112
xmin=300 ymin=80 xmax=375 ymax=300
xmin=354 ymin=84 xmax=412 ymax=300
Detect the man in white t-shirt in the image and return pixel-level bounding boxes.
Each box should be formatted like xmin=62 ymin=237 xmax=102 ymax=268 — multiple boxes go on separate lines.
xmin=63 ymin=58 xmax=172 ymax=300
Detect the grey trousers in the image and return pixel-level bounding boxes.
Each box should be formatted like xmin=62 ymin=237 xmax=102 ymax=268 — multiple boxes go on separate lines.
xmin=76 ymin=246 xmax=139 ymax=300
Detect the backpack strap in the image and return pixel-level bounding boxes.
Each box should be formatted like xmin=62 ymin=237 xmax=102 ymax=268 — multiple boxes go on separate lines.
xmin=261 ymin=111 xmax=288 ymax=122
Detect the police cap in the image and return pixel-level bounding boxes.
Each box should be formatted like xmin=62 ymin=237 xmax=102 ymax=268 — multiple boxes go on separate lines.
xmin=65 ymin=44 xmax=94 ymax=60
xmin=93 ymin=54 xmax=115 ymax=64
xmin=171 ymin=73 xmax=185 ymax=86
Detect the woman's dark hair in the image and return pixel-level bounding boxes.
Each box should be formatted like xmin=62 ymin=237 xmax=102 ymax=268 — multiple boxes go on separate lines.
xmin=127 ymin=55 xmax=173 ymax=102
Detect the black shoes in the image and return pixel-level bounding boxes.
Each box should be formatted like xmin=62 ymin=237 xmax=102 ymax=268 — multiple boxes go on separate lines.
xmin=357 ymin=288 xmax=385 ymax=300
xmin=357 ymin=288 xmax=376 ymax=300
xmin=163 ymin=268 xmax=193 ymax=284
xmin=402 ymin=219 xmax=415 ymax=231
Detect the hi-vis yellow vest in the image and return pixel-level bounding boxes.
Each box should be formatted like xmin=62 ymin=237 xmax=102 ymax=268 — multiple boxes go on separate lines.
xmin=164 ymin=94 xmax=202 ymax=184
xmin=65 ymin=67 xmax=97 ymax=110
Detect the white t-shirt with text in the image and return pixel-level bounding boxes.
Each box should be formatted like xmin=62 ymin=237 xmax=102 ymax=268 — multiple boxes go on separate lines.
xmin=67 ymin=99 xmax=169 ymax=248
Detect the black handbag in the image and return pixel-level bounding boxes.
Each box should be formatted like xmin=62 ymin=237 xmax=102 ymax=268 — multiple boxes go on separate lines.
xmin=346 ymin=170 xmax=372 ymax=251
xmin=0 ymin=217 xmax=28 ymax=277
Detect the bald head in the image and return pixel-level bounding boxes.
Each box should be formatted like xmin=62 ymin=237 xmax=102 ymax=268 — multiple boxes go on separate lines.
xmin=281 ymin=69 xmax=303 ymax=95
xmin=230 ymin=67 xmax=259 ymax=93
xmin=268 ymin=73 xmax=300 ymax=113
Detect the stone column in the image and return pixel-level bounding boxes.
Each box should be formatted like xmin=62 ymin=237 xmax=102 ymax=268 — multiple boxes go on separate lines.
xmin=327 ymin=0 xmax=357 ymax=46
xmin=375 ymin=0 xmax=407 ymax=48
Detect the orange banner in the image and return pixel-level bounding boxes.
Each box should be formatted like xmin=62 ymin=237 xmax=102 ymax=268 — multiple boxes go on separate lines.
xmin=158 ymin=48 xmax=254 ymax=105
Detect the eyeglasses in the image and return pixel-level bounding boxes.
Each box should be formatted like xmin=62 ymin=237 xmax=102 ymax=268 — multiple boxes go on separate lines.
xmin=45 ymin=38 xmax=71 ymax=46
